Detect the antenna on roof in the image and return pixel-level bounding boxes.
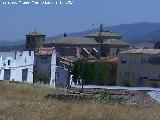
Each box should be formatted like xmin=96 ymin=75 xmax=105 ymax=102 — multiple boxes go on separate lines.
xmin=99 ymin=24 xmax=104 ymax=32
xmin=35 ymin=27 xmax=37 ymax=33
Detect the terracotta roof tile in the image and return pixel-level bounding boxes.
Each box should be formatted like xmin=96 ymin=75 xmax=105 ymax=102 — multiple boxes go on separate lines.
xmin=38 ymin=47 xmax=53 ymax=55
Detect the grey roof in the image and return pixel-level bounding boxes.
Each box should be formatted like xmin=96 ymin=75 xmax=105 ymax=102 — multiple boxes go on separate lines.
xmin=120 ymin=49 xmax=160 ymax=54
xmin=26 ymin=31 xmax=46 ymax=36
xmin=49 ymin=37 xmax=99 ymax=45
xmin=85 ymin=31 xmax=122 ymax=37
xmin=103 ymin=39 xmax=130 ymax=46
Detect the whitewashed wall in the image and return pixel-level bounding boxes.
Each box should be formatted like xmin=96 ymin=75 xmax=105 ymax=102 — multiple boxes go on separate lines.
xmin=50 ymin=49 xmax=56 ymax=87
xmin=0 ymin=51 xmax=34 ymax=83
xmin=50 ymin=49 xmax=69 ymax=87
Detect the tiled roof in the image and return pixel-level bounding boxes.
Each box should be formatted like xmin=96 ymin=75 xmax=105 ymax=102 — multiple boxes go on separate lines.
xmin=84 ymin=31 xmax=122 ymax=37
xmin=103 ymin=39 xmax=130 ymax=46
xmin=38 ymin=47 xmax=53 ymax=55
xmin=49 ymin=37 xmax=99 ymax=45
xmin=26 ymin=32 xmax=46 ymax=36
xmin=105 ymin=56 xmax=118 ymax=63
xmin=87 ymin=56 xmax=118 ymax=63
xmin=120 ymin=49 xmax=160 ymax=54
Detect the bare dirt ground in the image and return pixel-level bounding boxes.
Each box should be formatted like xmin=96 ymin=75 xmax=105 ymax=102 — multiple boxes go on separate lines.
xmin=0 ymin=81 xmax=160 ymax=120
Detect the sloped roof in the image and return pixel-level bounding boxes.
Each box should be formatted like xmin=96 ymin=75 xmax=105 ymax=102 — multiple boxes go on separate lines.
xmin=49 ymin=37 xmax=99 ymax=45
xmin=26 ymin=31 xmax=46 ymax=36
xmin=103 ymin=39 xmax=130 ymax=46
xmin=84 ymin=31 xmax=121 ymax=37
xmin=37 ymin=47 xmax=53 ymax=55
xmin=105 ymin=56 xmax=118 ymax=63
xmin=120 ymin=49 xmax=160 ymax=54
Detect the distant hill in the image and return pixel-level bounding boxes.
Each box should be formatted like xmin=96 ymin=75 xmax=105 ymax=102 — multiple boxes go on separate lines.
xmin=108 ymin=22 xmax=160 ymax=43
xmin=0 ymin=44 xmax=25 ymax=52
xmin=1 ymin=22 xmax=160 ymax=51
xmin=0 ymin=40 xmax=25 ymax=46
xmin=47 ymin=22 xmax=160 ymax=43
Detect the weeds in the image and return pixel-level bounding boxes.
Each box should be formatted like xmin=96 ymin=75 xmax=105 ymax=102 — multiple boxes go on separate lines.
xmin=0 ymin=82 xmax=159 ymax=120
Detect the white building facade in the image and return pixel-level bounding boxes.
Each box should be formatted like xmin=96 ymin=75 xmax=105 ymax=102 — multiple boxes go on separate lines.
xmin=117 ymin=49 xmax=160 ymax=87
xmin=0 ymin=51 xmax=34 ymax=83
xmin=50 ymin=49 xmax=69 ymax=87
xmin=0 ymin=49 xmax=69 ymax=87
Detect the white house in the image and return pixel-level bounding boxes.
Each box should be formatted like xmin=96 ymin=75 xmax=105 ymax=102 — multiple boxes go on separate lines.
xmin=0 ymin=48 xmax=69 ymax=87
xmin=0 ymin=51 xmax=34 ymax=83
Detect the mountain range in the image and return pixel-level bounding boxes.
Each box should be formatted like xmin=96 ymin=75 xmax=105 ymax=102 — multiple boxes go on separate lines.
xmin=1 ymin=22 xmax=160 ymax=47
xmin=44 ymin=22 xmax=160 ymax=44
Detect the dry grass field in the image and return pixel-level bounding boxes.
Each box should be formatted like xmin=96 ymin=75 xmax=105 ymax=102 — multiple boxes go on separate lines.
xmin=0 ymin=81 xmax=160 ymax=120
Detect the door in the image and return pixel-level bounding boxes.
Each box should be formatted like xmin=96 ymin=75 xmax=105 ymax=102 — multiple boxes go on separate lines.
xmin=22 ymin=68 xmax=28 ymax=82
xmin=4 ymin=69 xmax=11 ymax=80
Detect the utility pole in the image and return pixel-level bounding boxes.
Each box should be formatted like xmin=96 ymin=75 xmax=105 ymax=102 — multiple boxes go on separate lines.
xmin=96 ymin=24 xmax=103 ymax=85
xmin=80 ymin=57 xmax=85 ymax=93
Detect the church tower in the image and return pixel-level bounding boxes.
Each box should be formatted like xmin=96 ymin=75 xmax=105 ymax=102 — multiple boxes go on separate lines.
xmin=25 ymin=30 xmax=46 ymax=51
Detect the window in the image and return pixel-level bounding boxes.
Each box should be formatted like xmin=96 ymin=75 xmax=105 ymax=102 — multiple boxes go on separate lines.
xmin=148 ymin=57 xmax=160 ymax=64
xmin=121 ymin=57 xmax=126 ymax=64
xmin=27 ymin=37 xmax=30 ymax=43
xmin=124 ymin=72 xmax=129 ymax=77
xmin=8 ymin=60 xmax=10 ymax=65
xmin=140 ymin=77 xmax=148 ymax=80
xmin=143 ymin=77 xmax=148 ymax=79
xmin=134 ymin=58 xmax=140 ymax=64
xmin=149 ymin=73 xmax=159 ymax=80
xmin=121 ymin=60 xmax=126 ymax=64
xmin=141 ymin=58 xmax=146 ymax=63
xmin=22 ymin=68 xmax=28 ymax=81
xmin=41 ymin=57 xmax=48 ymax=64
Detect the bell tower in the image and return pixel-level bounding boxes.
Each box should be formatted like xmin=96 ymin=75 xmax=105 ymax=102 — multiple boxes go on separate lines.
xmin=25 ymin=29 xmax=46 ymax=51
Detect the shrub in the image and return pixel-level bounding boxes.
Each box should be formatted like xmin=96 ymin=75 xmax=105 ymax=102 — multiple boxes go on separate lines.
xmin=122 ymin=79 xmax=133 ymax=87
xmin=34 ymin=72 xmax=50 ymax=84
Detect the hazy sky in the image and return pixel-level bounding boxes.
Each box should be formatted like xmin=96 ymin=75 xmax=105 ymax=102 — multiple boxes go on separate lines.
xmin=0 ymin=0 xmax=160 ymax=41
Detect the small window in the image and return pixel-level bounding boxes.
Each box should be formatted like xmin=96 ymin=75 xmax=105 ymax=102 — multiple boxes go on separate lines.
xmin=41 ymin=57 xmax=48 ymax=64
xmin=27 ymin=38 xmax=30 ymax=43
xmin=143 ymin=77 xmax=148 ymax=79
xmin=121 ymin=60 xmax=126 ymax=64
xmin=140 ymin=77 xmax=148 ymax=80
xmin=29 ymin=51 xmax=31 ymax=56
xmin=8 ymin=60 xmax=10 ymax=65
xmin=141 ymin=58 xmax=146 ymax=63
xmin=121 ymin=57 xmax=126 ymax=64
xmin=148 ymin=57 xmax=160 ymax=64
xmin=124 ymin=72 xmax=129 ymax=77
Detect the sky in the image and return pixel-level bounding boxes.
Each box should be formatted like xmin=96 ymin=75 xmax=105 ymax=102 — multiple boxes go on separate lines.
xmin=0 ymin=0 xmax=160 ymax=41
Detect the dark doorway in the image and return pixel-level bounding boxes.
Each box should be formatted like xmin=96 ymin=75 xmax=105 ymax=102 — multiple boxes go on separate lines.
xmin=4 ymin=69 xmax=11 ymax=80
xmin=22 ymin=68 xmax=28 ymax=81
